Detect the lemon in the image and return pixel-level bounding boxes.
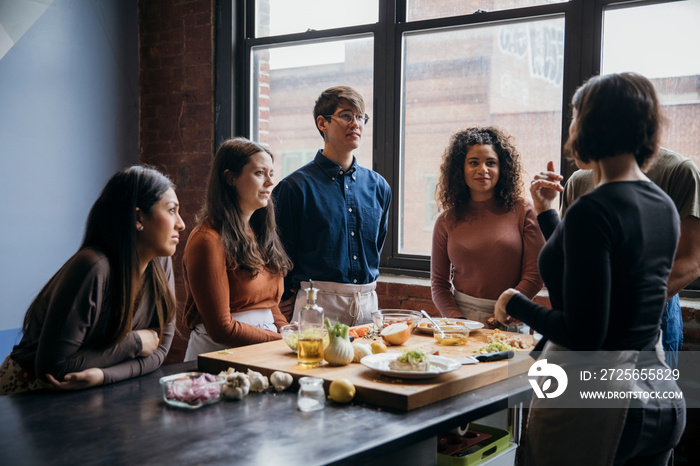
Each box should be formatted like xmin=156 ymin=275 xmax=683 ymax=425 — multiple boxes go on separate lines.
xmin=371 ymin=341 xmax=387 ymax=354
xmin=328 ymin=378 xmax=356 ymax=403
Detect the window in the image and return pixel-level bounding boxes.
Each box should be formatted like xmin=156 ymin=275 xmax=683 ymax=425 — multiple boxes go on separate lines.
xmin=422 ymin=174 xmax=438 ymax=230
xmin=400 ymin=17 xmax=565 ymax=255
xmin=406 ymin=0 xmax=569 ymax=21
xmin=222 ymin=0 xmax=698 ymax=277
xmin=601 ymin=0 xmax=700 ymax=295
xmin=251 ymin=38 xmax=374 ymax=179
xmin=601 ymin=1 xmax=700 ymax=166
xmin=281 ymin=150 xmax=316 ymax=177
xmin=254 ymin=0 xmax=378 ymax=38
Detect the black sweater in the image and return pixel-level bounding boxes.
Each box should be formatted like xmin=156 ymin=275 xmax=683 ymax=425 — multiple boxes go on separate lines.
xmin=507 ymin=181 xmax=679 ymax=351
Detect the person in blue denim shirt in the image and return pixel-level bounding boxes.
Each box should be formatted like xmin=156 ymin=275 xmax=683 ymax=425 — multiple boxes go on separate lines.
xmin=562 ymin=147 xmax=700 ymax=368
xmin=272 ymin=86 xmax=391 ymax=326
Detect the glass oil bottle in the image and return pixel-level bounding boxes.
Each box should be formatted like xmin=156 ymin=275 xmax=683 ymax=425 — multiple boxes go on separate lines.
xmin=297 ymin=280 xmax=325 ymax=366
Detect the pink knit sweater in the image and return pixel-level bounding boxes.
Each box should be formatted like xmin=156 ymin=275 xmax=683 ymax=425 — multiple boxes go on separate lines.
xmin=431 ymin=197 xmax=545 ymax=318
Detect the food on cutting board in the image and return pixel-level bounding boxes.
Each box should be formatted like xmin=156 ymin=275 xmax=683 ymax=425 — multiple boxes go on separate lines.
xmin=433 ymin=324 xmax=469 ymax=346
xmin=419 ymin=318 xmax=468 ymax=329
xmin=328 ymin=378 xmax=356 ymax=403
xmin=474 ymin=329 xmax=528 ymax=354
xmin=388 ymin=348 xmax=430 ymax=372
xmin=348 ymin=326 xmax=370 ymax=339
xmin=380 ymin=322 xmax=411 ymax=345
xmin=486 ymin=316 xmax=503 ymax=330
xmin=324 ymin=318 xmax=354 ymax=366
xmin=352 ymin=343 xmax=373 ymax=362
xmin=371 ymin=340 xmax=387 ymax=354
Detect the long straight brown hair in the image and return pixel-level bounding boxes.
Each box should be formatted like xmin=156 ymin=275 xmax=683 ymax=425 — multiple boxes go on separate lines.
xmin=197 ymin=138 xmax=292 ymax=276
xmin=23 ymin=166 xmax=178 ymax=348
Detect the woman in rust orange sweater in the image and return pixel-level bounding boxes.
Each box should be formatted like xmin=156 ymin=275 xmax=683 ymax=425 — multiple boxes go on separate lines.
xmin=183 ymin=138 xmax=292 ymax=361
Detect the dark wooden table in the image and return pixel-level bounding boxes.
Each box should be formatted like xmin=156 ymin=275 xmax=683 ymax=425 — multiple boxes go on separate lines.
xmin=0 ymin=362 xmax=532 ymax=465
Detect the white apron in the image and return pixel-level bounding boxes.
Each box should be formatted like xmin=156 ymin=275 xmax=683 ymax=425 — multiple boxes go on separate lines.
xmin=453 ymin=289 xmax=496 ymax=323
xmin=454 ymin=289 xmax=529 ymax=333
xmin=184 ymin=309 xmax=277 ymax=362
xmin=292 ymin=280 xmax=377 ymax=326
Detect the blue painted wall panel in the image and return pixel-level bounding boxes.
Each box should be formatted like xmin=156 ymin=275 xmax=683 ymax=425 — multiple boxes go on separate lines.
xmin=0 ymin=0 xmax=138 ymax=331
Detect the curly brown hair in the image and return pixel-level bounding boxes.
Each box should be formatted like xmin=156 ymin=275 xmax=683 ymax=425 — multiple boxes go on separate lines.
xmin=436 ymin=127 xmax=523 ymax=222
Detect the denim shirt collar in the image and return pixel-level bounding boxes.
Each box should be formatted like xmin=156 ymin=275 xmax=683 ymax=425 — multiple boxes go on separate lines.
xmin=314 ymin=150 xmax=358 ymax=180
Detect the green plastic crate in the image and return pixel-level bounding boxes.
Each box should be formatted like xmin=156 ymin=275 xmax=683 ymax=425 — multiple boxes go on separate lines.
xmin=437 ymin=423 xmax=514 ymax=466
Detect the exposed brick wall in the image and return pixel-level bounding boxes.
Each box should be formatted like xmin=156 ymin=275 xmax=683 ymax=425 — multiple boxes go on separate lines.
xmin=376 ymin=281 xmax=439 ymax=316
xmin=138 ymin=0 xmax=215 ymax=364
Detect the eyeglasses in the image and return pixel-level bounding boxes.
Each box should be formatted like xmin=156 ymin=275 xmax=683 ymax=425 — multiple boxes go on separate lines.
xmin=323 ymin=112 xmax=370 ymax=126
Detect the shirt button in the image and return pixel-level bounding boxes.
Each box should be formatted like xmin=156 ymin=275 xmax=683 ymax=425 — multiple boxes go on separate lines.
xmin=353 ymin=279 xmax=358 ymax=284
xmin=351 ymin=231 xmax=355 ymax=236
xmin=339 ymin=170 xmax=344 ymax=175
xmin=332 ymin=177 xmax=335 ymax=181
xmin=348 ymin=207 xmax=352 ymax=212
xmin=353 ymin=255 xmax=357 ymax=260
xmin=345 ymin=185 xmax=349 ymax=189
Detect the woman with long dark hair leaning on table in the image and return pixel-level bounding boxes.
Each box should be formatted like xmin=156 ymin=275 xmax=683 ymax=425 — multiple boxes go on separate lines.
xmin=1 ymin=166 xmax=184 ymax=394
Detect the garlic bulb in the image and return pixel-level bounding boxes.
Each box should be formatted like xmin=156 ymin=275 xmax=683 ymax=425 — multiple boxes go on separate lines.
xmin=222 ymin=371 xmax=250 ymax=400
xmin=247 ymin=368 xmax=269 ymax=392
xmin=270 ymin=371 xmax=293 ymax=392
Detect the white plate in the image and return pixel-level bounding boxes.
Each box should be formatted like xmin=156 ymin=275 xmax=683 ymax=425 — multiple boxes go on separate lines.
xmin=360 ymin=353 xmax=461 ymax=379
xmin=414 ymin=318 xmax=484 ymax=334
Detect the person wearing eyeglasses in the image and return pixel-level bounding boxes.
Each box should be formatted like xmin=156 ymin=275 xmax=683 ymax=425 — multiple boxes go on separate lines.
xmin=272 ymin=86 xmax=391 ymax=326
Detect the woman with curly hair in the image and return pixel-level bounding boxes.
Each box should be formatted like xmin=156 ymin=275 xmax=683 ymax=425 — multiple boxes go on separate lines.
xmin=183 ymin=138 xmax=293 ymax=361
xmin=431 ymin=127 xmax=544 ymax=326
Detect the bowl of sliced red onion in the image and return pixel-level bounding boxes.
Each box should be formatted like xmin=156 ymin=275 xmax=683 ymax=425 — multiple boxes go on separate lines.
xmin=159 ymin=372 xmax=225 ymax=409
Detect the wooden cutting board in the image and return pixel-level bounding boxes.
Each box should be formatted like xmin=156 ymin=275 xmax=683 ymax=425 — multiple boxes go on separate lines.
xmin=197 ymin=327 xmax=535 ymax=411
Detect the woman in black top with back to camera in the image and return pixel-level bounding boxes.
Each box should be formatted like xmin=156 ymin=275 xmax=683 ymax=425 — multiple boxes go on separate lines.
xmin=495 ymin=72 xmax=686 ymax=465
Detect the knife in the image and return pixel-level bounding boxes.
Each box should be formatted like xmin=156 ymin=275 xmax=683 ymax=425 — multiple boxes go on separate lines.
xmin=456 ymin=350 xmax=514 ymax=365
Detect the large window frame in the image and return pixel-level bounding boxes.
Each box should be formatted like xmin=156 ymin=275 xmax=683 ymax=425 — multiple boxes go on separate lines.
xmin=216 ymin=0 xmax=693 ymax=288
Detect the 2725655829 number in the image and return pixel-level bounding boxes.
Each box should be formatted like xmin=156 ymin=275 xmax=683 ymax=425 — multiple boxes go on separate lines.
xmin=597 ymin=368 xmax=679 ymax=381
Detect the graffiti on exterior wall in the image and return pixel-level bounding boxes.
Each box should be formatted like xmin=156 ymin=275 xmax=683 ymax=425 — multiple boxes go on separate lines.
xmin=499 ymin=23 xmax=564 ymax=86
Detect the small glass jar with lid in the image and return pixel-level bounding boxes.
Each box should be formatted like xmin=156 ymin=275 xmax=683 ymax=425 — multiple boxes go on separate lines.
xmin=297 ymin=377 xmax=325 ymax=412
